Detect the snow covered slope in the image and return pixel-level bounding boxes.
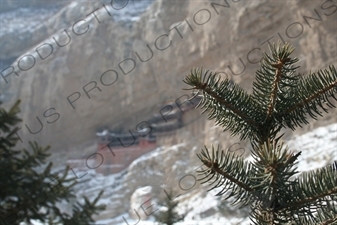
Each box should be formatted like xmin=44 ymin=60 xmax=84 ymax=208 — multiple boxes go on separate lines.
xmin=30 ymin=123 xmax=336 ymax=225
xmin=94 ymin=123 xmax=336 ymax=224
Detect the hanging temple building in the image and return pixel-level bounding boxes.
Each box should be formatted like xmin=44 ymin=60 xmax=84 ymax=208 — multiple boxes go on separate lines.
xmin=68 ymin=96 xmax=201 ymax=175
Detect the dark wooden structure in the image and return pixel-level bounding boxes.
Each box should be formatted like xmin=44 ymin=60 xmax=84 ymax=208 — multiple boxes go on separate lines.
xmin=83 ymin=96 xmax=201 ymax=175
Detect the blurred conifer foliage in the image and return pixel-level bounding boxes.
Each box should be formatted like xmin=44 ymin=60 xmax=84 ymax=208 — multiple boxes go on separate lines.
xmin=0 ymin=100 xmax=105 ymax=225
xmin=154 ymin=190 xmax=185 ymax=225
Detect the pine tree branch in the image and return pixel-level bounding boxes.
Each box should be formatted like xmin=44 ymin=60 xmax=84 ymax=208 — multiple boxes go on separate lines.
xmin=196 ymin=145 xmax=256 ymax=207
xmin=279 ymin=162 xmax=337 ymax=214
xmin=183 ymin=42 xmax=337 ymax=224
xmin=319 ymin=214 xmax=337 ymax=225
xmin=278 ymin=65 xmax=337 ymax=129
xmin=265 ymin=43 xmax=296 ymax=120
xmin=183 ymin=67 xmax=261 ymax=140
xmin=267 ymin=62 xmax=283 ymax=120
xmin=290 ymin=200 xmax=337 ymax=225
xmin=248 ymin=140 xmax=301 ymax=220
xmin=0 ymin=100 xmax=106 ymax=225
xmin=184 ymin=68 xmax=258 ymax=126
xmin=251 ymin=42 xmax=301 ymax=141
xmin=251 ymin=42 xmax=299 ymax=118
xmin=286 ymin=67 xmax=337 ymax=114
xmin=199 ymin=155 xmax=253 ymax=193
xmin=281 ymin=187 xmax=337 ymax=215
xmin=0 ymin=99 xmax=21 ymax=133
xmin=204 ymin=85 xmax=258 ymax=128
xmin=316 ymin=200 xmax=337 ymax=225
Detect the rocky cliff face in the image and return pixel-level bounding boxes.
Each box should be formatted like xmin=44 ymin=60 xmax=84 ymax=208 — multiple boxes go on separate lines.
xmin=0 ymin=1 xmax=71 ymax=61
xmin=1 ymin=0 xmax=336 ymax=166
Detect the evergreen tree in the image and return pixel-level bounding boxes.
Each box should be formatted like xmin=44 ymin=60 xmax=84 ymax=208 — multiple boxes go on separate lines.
xmin=183 ymin=42 xmax=337 ymax=224
xmin=0 ymin=100 xmax=105 ymax=225
xmin=154 ymin=190 xmax=185 ymax=225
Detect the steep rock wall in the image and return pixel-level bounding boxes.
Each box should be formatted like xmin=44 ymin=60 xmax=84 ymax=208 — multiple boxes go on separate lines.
xmin=1 ymin=0 xmax=336 ymax=166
